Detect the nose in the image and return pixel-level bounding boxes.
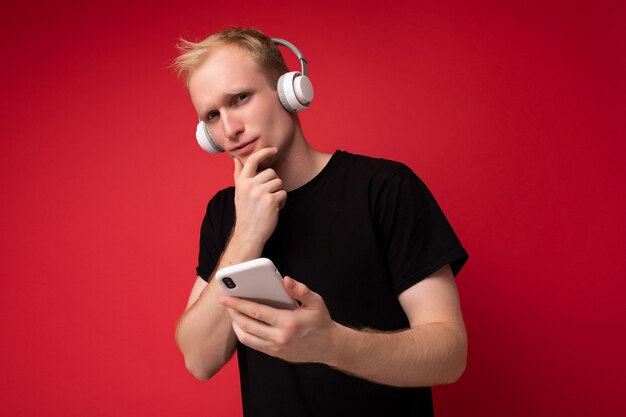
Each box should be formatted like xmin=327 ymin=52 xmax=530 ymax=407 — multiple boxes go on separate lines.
xmin=220 ymin=111 xmax=244 ymax=140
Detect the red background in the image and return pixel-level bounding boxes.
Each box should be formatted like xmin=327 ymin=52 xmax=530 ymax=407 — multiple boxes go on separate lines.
xmin=1 ymin=1 xmax=624 ymax=416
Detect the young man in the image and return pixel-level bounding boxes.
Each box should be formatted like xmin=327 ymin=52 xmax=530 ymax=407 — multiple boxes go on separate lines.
xmin=173 ymin=27 xmax=469 ymax=417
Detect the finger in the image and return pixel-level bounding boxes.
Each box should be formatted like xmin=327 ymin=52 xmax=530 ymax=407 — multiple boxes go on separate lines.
xmin=262 ymin=177 xmax=284 ymax=193
xmin=240 ymin=147 xmax=278 ymax=179
xmin=220 ymin=295 xmax=279 ymax=327
xmin=232 ymin=321 xmax=275 ymax=350
xmin=233 ymin=157 xmax=243 ymax=181
xmin=283 ymin=277 xmax=319 ymax=306
xmin=250 ymin=167 xmax=279 ymax=184
xmin=276 ymin=189 xmax=287 ymax=209
xmin=228 ymin=308 xmax=281 ymax=341
xmin=243 ymin=176 xmax=284 ymax=195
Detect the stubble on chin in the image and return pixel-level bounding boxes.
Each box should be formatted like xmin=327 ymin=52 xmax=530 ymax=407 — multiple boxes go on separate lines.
xmin=233 ymin=152 xmax=279 ymax=174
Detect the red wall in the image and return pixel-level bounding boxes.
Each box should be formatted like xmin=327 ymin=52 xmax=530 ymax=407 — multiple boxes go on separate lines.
xmin=1 ymin=1 xmax=624 ymax=416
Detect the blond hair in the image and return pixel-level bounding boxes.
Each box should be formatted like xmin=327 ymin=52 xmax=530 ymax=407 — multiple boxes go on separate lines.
xmin=172 ymin=27 xmax=289 ymax=89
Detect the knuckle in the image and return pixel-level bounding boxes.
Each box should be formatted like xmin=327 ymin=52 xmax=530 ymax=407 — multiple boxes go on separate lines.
xmin=238 ymin=320 xmax=249 ymax=332
xmin=248 ymin=153 xmax=260 ymax=163
xmin=238 ymin=181 xmax=252 ymax=193
xmin=282 ymin=320 xmax=299 ymax=335
xmin=238 ymin=333 xmax=250 ymax=345
xmin=232 ymin=323 xmax=243 ymax=338
xmin=263 ymin=194 xmax=276 ymax=206
xmin=251 ymin=307 xmax=263 ymax=321
xmin=275 ymin=335 xmax=289 ymax=346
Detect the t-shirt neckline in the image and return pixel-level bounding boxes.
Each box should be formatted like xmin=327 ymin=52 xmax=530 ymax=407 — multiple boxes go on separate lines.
xmin=286 ymin=150 xmax=346 ymax=199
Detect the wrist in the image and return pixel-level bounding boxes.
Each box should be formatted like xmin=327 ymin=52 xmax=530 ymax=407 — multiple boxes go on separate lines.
xmin=325 ymin=323 xmax=358 ymax=369
xmin=227 ymin=229 xmax=266 ymax=259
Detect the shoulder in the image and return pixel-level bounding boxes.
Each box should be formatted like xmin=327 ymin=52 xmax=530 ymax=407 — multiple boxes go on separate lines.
xmin=334 ymin=150 xmax=415 ymax=178
xmin=205 ymin=186 xmax=235 ymax=210
xmin=333 ymin=150 xmax=422 ymax=190
xmin=199 ymin=186 xmax=236 ymax=244
xmin=202 ymin=186 xmax=235 ymax=224
xmin=335 ymin=150 xmax=408 ymax=172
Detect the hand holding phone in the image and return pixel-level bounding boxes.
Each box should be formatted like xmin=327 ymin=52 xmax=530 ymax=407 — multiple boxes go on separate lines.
xmin=216 ymin=258 xmax=298 ymax=310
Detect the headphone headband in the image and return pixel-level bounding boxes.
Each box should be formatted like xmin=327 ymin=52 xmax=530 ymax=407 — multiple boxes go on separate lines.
xmin=271 ymin=38 xmax=309 ymax=77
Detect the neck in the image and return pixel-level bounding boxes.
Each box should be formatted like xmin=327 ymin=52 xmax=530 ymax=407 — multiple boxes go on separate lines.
xmin=273 ymin=132 xmax=332 ymax=192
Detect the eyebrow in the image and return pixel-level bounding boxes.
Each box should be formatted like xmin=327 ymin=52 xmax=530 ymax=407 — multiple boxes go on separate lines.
xmin=198 ymin=88 xmax=255 ymax=119
xmin=206 ymin=85 xmax=256 ymax=106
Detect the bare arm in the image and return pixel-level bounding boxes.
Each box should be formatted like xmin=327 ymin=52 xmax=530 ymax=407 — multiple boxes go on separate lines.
xmin=174 ymin=244 xmax=256 ymax=380
xmin=175 ymin=148 xmax=287 ymax=380
xmin=328 ymin=264 xmax=467 ymax=386
xmin=221 ymin=264 xmax=467 ymax=387
xmin=175 ymin=276 xmax=234 ymax=381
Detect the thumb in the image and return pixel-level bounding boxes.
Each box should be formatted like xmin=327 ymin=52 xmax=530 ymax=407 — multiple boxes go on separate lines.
xmin=283 ymin=276 xmax=318 ymax=307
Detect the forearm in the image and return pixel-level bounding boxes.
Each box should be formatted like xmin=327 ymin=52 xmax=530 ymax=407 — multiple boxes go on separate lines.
xmin=176 ymin=279 xmax=237 ymax=380
xmin=327 ymin=321 xmax=467 ymax=387
xmin=176 ymin=233 xmax=264 ymax=380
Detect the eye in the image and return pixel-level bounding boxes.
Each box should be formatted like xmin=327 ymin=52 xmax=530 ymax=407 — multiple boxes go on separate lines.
xmin=207 ymin=111 xmax=219 ymax=121
xmin=235 ymin=93 xmax=249 ymax=104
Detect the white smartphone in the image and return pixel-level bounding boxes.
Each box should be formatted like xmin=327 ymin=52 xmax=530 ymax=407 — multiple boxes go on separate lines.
xmin=216 ymin=258 xmax=298 ymax=310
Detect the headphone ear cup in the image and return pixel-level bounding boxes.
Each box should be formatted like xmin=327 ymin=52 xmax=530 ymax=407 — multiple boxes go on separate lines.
xmin=277 ymin=71 xmax=314 ymax=112
xmin=294 ymin=74 xmax=314 ymax=105
xmin=195 ymin=121 xmax=224 ymax=154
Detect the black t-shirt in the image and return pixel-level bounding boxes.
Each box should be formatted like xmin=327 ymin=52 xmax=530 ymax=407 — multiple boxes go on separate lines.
xmin=196 ymin=150 xmax=468 ymax=417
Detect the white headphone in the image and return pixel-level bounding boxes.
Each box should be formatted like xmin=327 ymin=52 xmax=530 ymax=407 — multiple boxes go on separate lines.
xmin=195 ymin=37 xmax=314 ymax=154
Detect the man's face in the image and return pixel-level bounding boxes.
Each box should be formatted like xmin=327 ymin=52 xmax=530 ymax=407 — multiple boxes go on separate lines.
xmin=188 ymin=45 xmax=295 ymax=167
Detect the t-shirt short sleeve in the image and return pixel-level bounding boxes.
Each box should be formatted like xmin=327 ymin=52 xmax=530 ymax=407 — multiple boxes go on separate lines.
xmin=196 ymin=187 xmax=235 ymax=281
xmin=372 ymin=164 xmax=468 ymax=295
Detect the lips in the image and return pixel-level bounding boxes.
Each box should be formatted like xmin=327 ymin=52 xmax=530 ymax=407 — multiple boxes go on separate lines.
xmin=230 ymin=138 xmax=258 ymax=155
